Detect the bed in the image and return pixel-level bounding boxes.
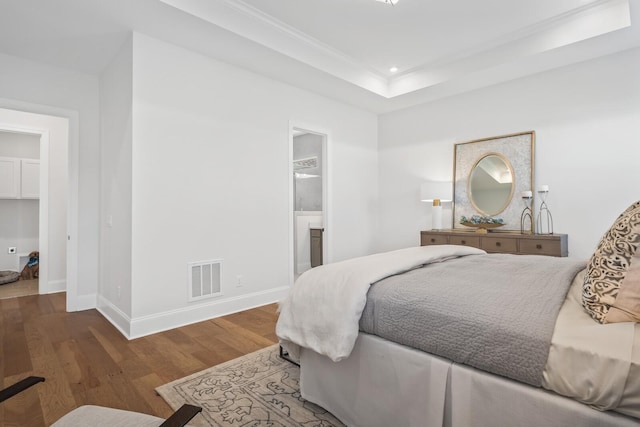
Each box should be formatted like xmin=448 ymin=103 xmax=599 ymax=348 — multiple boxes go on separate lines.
xmin=276 ymin=204 xmax=640 ymax=427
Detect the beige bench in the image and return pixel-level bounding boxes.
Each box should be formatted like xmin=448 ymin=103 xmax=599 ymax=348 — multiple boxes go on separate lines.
xmin=1 ymin=376 xmax=201 ymax=427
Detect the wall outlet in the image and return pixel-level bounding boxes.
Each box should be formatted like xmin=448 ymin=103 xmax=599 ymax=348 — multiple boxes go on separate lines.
xmin=236 ymin=275 xmax=243 ymax=287
xmin=7 ymin=247 xmax=16 ymax=254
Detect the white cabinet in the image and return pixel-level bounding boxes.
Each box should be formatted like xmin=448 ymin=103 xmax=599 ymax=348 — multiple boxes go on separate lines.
xmin=20 ymin=159 xmax=40 ymax=199
xmin=0 ymin=157 xmax=39 ymax=199
xmin=0 ymin=157 xmax=20 ymax=198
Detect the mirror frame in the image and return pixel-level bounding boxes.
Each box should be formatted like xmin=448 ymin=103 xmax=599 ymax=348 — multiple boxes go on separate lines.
xmin=453 ymin=131 xmax=535 ymax=233
xmin=467 ymin=152 xmax=515 ymax=216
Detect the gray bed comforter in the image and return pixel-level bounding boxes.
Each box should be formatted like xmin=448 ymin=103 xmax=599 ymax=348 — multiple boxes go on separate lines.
xmin=359 ymin=253 xmax=585 ymax=386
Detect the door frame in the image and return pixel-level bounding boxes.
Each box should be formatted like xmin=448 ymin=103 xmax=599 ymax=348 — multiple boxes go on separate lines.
xmin=288 ymin=121 xmax=331 ymax=287
xmin=0 ymin=101 xmax=78 ymax=311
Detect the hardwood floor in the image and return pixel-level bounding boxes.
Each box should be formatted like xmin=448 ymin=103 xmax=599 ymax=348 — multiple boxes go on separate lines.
xmin=0 ymin=292 xmax=279 ymax=426
xmin=0 ymin=280 xmax=38 ymax=300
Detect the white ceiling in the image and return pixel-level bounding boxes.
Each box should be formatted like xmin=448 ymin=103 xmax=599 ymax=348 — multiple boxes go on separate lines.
xmin=0 ymin=0 xmax=638 ymax=113
xmin=239 ymin=0 xmax=604 ymax=75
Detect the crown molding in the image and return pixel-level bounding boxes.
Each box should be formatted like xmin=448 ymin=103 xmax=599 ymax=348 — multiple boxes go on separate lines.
xmin=221 ymin=0 xmax=386 ymax=77
xmin=159 ymin=0 xmax=391 ymax=96
xmin=388 ymin=0 xmax=631 ymax=97
xmin=393 ymin=0 xmax=628 ymax=80
xmin=159 ymin=0 xmax=634 ymax=101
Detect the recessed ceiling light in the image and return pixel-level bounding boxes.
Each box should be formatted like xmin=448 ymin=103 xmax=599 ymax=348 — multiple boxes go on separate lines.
xmin=376 ymin=0 xmax=399 ymax=5
xmin=390 ymin=66 xmax=398 ymax=73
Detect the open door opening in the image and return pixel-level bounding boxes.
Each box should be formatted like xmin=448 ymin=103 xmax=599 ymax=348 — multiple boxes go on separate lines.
xmin=290 ymin=126 xmax=328 ymax=284
xmin=0 ymin=109 xmax=71 ymax=305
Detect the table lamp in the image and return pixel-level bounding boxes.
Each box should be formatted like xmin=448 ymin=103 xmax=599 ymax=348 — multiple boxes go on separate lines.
xmin=420 ymin=182 xmax=453 ymax=230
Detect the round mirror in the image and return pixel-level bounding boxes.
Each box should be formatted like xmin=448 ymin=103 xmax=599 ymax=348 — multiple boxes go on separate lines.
xmin=467 ymin=153 xmax=514 ymax=216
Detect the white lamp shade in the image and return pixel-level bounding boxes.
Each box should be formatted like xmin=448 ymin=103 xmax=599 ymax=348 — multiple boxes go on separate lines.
xmin=420 ymin=181 xmax=453 ymax=203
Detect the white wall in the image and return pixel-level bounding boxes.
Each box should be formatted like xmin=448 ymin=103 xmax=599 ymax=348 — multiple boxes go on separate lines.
xmin=123 ymin=33 xmax=378 ymax=337
xmin=0 ymin=131 xmax=40 ymax=158
xmin=0 ymin=51 xmax=100 ymax=308
xmin=0 ymin=199 xmax=39 ymax=271
xmin=0 ymin=132 xmax=40 ymax=271
xmin=377 ymin=47 xmax=640 ymax=260
xmin=98 ymin=37 xmax=133 ymax=334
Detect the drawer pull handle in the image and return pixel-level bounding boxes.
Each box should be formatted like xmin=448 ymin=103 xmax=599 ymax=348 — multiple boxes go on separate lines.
xmin=496 ymin=242 xmax=501 ymax=247
xmin=461 ymin=240 xmax=466 ymax=244
xmin=536 ymin=244 xmax=542 ymax=249
xmin=430 ymin=238 xmax=436 ymax=243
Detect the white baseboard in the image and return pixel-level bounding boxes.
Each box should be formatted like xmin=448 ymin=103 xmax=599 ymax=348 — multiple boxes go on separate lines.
xmin=96 ymin=296 xmax=132 ymax=338
xmin=127 ymin=286 xmax=290 ymax=339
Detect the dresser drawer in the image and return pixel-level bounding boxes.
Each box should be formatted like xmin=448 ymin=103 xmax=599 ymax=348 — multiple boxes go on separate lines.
xmin=519 ymin=238 xmax=562 ymax=257
xmin=421 ymin=233 xmax=449 ymax=246
xmin=420 ymin=231 xmax=568 ymax=257
xmin=449 ymin=235 xmax=480 ymax=248
xmin=481 ymin=236 xmax=517 ymax=253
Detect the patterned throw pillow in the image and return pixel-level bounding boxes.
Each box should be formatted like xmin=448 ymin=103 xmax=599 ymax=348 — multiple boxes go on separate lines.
xmin=582 ymin=201 xmax=640 ymax=323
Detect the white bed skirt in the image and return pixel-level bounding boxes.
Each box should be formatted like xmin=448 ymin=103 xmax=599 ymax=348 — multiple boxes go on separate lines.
xmin=300 ymin=333 xmax=638 ymax=427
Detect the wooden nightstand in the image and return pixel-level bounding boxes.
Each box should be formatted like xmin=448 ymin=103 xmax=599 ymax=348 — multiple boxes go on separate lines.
xmin=420 ymin=230 xmax=568 ymax=257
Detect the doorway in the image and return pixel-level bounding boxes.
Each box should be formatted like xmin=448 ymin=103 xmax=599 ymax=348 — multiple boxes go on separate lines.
xmin=289 ymin=125 xmax=328 ymax=284
xmin=0 ymin=130 xmax=41 ymax=298
xmin=0 ymin=108 xmax=72 ymax=306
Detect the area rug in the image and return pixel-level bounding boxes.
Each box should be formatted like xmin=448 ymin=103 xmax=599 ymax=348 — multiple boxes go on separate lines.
xmin=156 ymin=344 xmax=344 ymax=426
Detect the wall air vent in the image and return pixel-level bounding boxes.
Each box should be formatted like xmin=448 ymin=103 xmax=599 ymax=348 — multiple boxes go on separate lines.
xmin=188 ymin=259 xmax=222 ymax=301
xmin=293 ymin=156 xmax=317 ymax=171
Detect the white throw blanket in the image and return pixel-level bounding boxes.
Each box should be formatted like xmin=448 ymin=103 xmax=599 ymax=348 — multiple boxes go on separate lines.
xmin=276 ymin=245 xmax=486 ymax=361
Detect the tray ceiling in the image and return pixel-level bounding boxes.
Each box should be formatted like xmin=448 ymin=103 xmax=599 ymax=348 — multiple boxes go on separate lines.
xmin=0 ymin=0 xmax=637 ymax=112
